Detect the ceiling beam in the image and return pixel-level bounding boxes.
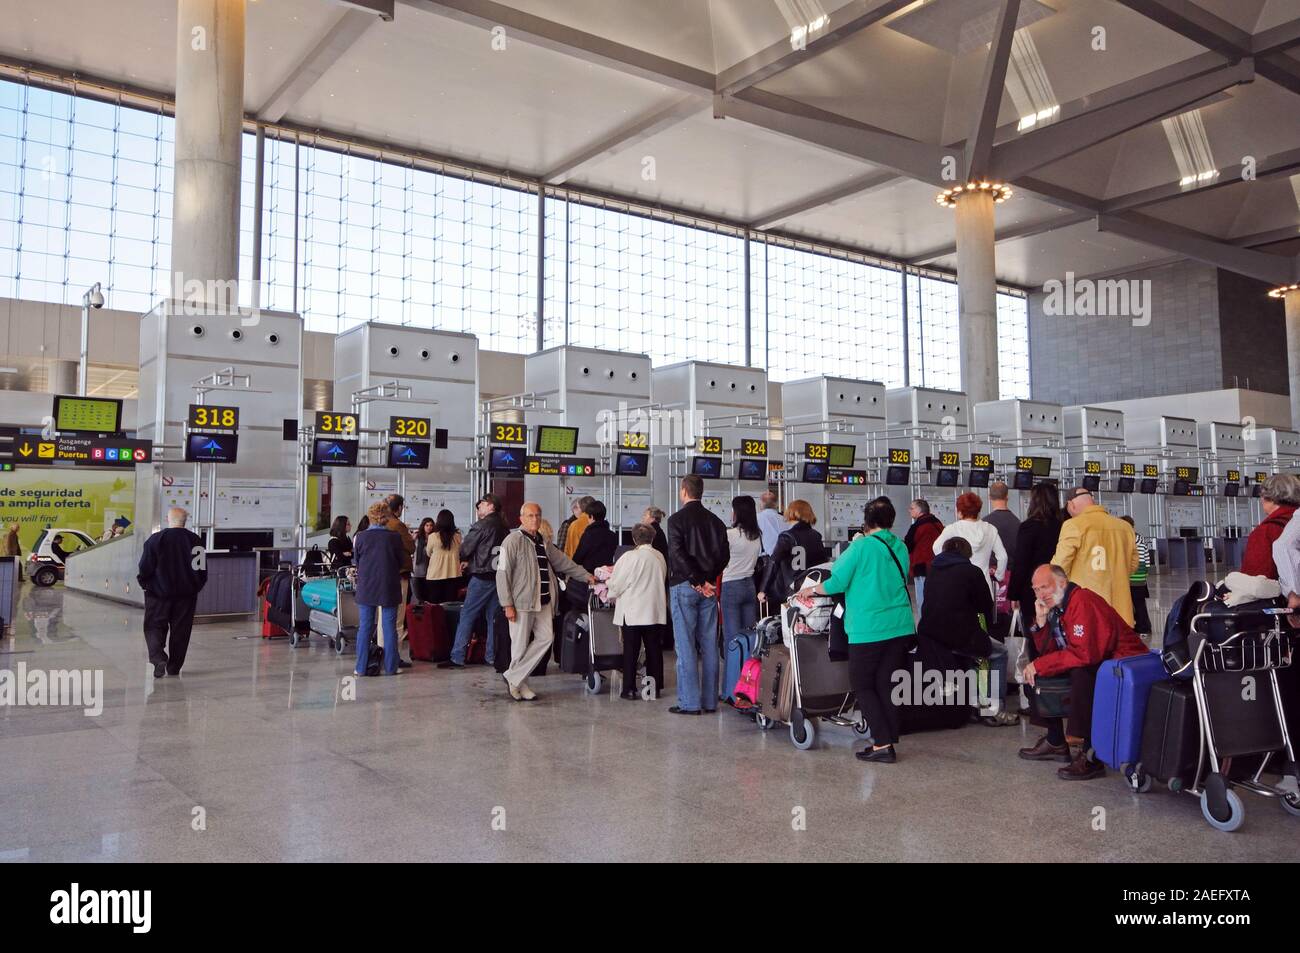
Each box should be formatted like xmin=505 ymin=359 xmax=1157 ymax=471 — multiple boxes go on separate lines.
xmin=337 ymin=0 xmax=395 ymax=17
xmin=715 ymin=91 xmax=949 ymax=185
xmin=257 ymin=8 xmax=379 ymax=122
xmin=1257 ymin=53 xmax=1300 ymax=96
xmin=1100 ymin=146 xmax=1300 ymax=213
xmin=750 ymin=171 xmax=899 ymax=231
xmin=541 ymin=95 xmax=702 ymax=185
xmin=965 ymin=0 xmax=1021 ymax=181
xmin=1096 ymin=212 xmax=1298 ymax=285
xmin=714 ymin=0 xmax=913 ymax=98
xmin=398 ymin=0 xmax=713 ymax=92
xmin=1251 ymin=17 xmax=1300 ymax=57
xmin=1233 ymin=226 xmax=1300 ymax=248
xmin=910 ymin=212 xmax=1093 ymax=265
xmin=990 ymin=58 xmax=1254 ymax=180
xmin=1113 ymin=0 xmax=1250 ymax=57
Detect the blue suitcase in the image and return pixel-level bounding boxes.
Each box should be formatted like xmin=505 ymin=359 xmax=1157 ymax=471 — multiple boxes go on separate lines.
xmin=1091 ymin=651 xmax=1167 ymax=770
xmin=722 ymin=628 xmax=758 ymax=704
xmin=301 ymin=577 xmax=339 ymax=613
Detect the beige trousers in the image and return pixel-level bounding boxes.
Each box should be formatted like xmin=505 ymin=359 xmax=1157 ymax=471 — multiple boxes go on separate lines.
xmin=504 ymin=608 xmax=554 ymax=691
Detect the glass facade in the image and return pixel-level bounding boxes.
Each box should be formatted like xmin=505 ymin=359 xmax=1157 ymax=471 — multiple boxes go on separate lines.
xmin=0 ymin=76 xmax=1031 ymax=395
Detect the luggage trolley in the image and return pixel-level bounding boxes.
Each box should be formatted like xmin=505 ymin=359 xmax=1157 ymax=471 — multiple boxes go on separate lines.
xmin=1134 ymin=606 xmax=1300 ymax=831
xmin=578 ymin=590 xmax=624 ymax=694
xmin=301 ymin=567 xmax=360 ymax=656
xmin=750 ymin=602 xmax=869 ymax=750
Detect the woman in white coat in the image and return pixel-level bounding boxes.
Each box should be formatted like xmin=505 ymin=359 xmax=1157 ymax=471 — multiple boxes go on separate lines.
xmin=932 ymin=492 xmax=1007 ymax=597
xmin=604 ymin=523 xmax=668 ymax=700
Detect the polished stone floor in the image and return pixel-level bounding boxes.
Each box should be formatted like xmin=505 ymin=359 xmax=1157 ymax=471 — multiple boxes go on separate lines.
xmin=1 ymin=571 xmax=1296 ymax=863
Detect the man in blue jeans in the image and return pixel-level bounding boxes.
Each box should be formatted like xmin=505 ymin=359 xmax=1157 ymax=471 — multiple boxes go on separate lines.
xmin=352 ymin=501 xmax=404 ymax=676
xmin=439 ymin=493 xmax=509 ymax=669
xmin=665 ymin=474 xmax=729 ymax=715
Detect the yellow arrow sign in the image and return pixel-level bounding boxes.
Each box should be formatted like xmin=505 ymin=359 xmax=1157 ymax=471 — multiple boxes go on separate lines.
xmin=18 ymin=442 xmax=32 ymax=457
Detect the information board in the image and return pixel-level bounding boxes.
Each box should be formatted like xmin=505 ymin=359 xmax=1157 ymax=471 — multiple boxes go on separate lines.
xmin=53 ymin=395 xmax=122 ymax=435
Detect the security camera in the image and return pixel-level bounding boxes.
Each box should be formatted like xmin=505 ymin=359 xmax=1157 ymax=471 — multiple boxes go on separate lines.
xmin=88 ymin=289 xmax=105 ymax=309
xmin=189 ymin=325 xmax=205 ymax=338
xmin=388 ymin=345 xmax=400 ymax=357
xmin=419 ymin=348 xmax=431 ymax=360
xmin=266 ymin=332 xmax=280 ymax=346
xmin=228 ymin=328 xmax=243 ymax=341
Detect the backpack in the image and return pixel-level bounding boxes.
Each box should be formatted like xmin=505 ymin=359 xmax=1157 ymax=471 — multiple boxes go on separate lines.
xmin=1160 ymin=581 xmax=1212 ymax=678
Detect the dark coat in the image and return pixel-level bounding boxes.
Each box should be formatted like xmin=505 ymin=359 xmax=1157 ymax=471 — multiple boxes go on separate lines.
xmin=666 ymin=501 xmax=729 ymax=588
xmin=353 ymin=526 xmax=404 ymax=606
xmin=460 ymin=512 xmax=509 ymax=578
xmin=759 ymin=521 xmax=830 ymax=599
xmin=137 ymin=527 xmax=208 ymax=600
xmin=573 ymin=519 xmax=617 ymax=573
xmin=904 ymin=513 xmax=943 ymax=578
xmin=916 ymin=551 xmax=994 ymax=657
xmin=1009 ymin=516 xmax=1063 ymax=612
xmin=650 ymin=521 xmax=668 ymax=561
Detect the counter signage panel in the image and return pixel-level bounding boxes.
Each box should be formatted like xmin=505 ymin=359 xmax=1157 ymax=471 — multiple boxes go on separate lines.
xmin=696 ymin=436 xmax=723 ymax=455
xmin=937 ymin=451 xmax=960 ymax=468
xmin=1175 ymin=466 xmax=1199 ymax=482
xmin=185 ymin=433 xmax=238 ymax=464
xmin=1121 ymin=463 xmax=1136 ymax=477
xmin=1085 ymin=461 xmax=1101 ymax=475
xmin=527 ymin=456 xmax=595 ymax=476
xmin=491 ymin=423 xmax=527 ymax=446
xmin=390 ymin=416 xmax=431 ymax=440
xmin=970 ymin=453 xmax=993 ymax=471
xmin=619 ymin=431 xmax=649 ymax=450
xmin=1143 ymin=465 xmax=1159 ymax=478
xmin=1226 ymin=469 xmax=1241 ymax=483
xmin=387 ymin=442 xmax=431 ymax=469
xmin=806 ymin=443 xmax=829 ymax=460
xmin=826 ymin=444 xmax=856 ymax=468
xmin=534 ymin=426 xmax=579 ymax=456
xmin=316 ymin=412 xmax=358 ymax=435
xmin=1255 ymin=471 xmax=1269 ymax=484
xmin=826 ymin=469 xmax=866 ymax=485
xmin=887 ymin=448 xmax=911 ymax=466
xmin=188 ymin=404 xmax=239 ymax=431
xmin=311 ymin=438 xmax=359 ymax=467
xmin=53 ymin=395 xmax=123 ymax=435
xmin=740 ymin=438 xmax=768 ymax=458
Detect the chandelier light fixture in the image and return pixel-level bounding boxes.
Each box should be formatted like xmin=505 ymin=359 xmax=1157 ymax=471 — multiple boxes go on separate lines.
xmin=936 ymin=181 xmax=1013 ymax=208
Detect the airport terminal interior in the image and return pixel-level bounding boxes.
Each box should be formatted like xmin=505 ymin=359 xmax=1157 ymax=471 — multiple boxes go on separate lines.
xmin=3 ymin=0 xmax=1300 ymax=865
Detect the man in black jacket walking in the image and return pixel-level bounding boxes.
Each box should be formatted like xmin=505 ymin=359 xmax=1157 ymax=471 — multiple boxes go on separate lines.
xmin=440 ymin=493 xmax=510 ymax=669
xmin=137 ymin=507 xmax=208 ymax=677
xmin=666 ymin=475 xmax=729 ymax=715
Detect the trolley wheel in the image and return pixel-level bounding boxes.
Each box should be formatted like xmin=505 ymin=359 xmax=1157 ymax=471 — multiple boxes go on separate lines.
xmin=790 ymin=717 xmax=817 ymax=751
xmin=1169 ymin=777 xmax=1184 ymax=794
xmin=289 ymin=630 xmax=300 ymax=647
xmin=853 ymin=718 xmax=872 ymax=736
xmin=1281 ymin=793 xmax=1300 ymax=818
xmin=334 ymin=636 xmax=346 ymax=656
xmin=755 ymin=714 xmax=773 ymax=730
xmin=583 ymin=671 xmax=603 ymax=695
xmin=1200 ymin=787 xmax=1246 ymax=833
xmin=1125 ymin=765 xmax=1152 ymax=794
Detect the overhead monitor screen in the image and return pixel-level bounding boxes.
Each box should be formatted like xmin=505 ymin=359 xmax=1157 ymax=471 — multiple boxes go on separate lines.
xmin=1172 ymin=479 xmax=1191 ymax=496
xmin=534 ymin=425 xmax=580 ymax=456
xmin=1139 ymin=478 xmax=1158 ymax=495
xmin=1224 ymin=483 xmax=1240 ymax=498
xmin=968 ymin=469 xmax=990 ymax=488
xmin=801 ymin=462 xmax=828 ymax=484
xmin=488 ymin=446 xmax=525 ymax=473
xmin=1117 ymin=477 xmax=1136 ymax=493
xmin=935 ymin=469 xmax=959 ymax=487
xmin=826 ymin=444 xmax=856 ymax=468
xmin=1252 ymin=484 xmax=1264 ymax=497
xmin=1012 ymin=472 xmax=1033 ymax=490
xmin=737 ymin=458 xmax=768 ymax=482
xmin=614 ymin=452 xmax=649 ymax=477
xmin=885 ymin=465 xmax=910 ymax=486
xmin=311 ymin=438 xmax=359 ymax=467
xmin=53 ymin=395 xmax=123 ymax=435
xmin=386 ymin=442 xmax=431 ymax=469
xmin=1081 ymin=474 xmax=1101 ymax=492
xmin=185 ymin=433 xmax=239 ymax=464
xmin=691 ymin=456 xmax=722 ymax=478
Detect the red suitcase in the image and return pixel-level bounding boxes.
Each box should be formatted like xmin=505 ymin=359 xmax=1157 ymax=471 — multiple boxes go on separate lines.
xmin=407 ymin=603 xmax=450 ymax=662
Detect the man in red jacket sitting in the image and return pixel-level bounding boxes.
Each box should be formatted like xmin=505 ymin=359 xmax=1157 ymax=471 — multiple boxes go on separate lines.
xmin=1018 ymin=564 xmax=1147 ymax=780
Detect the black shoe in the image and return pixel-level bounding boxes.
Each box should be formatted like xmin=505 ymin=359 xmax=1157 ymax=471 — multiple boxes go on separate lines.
xmin=166 ymin=668 xmax=181 ymax=677
xmin=855 ymin=745 xmax=898 ymax=764
xmin=153 ymin=663 xmax=166 ymax=678
xmin=702 ymin=708 xmax=718 ymax=714
xmin=669 ymin=706 xmax=701 ymax=716
xmin=436 ymin=661 xmax=466 ymax=670
xmin=397 ymin=659 xmax=413 ymax=669
xmin=620 ymin=691 xmax=638 ymax=700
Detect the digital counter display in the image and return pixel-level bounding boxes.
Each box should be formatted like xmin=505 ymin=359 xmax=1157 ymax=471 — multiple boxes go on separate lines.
xmin=54 ymin=396 xmax=123 ymax=435
xmin=535 ymin=426 xmax=580 ymax=456
xmin=888 ymin=448 xmax=911 ymax=466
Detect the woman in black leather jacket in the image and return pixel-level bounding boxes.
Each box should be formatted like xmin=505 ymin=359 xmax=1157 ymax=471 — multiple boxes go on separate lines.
xmin=757 ymin=499 xmax=831 ymax=608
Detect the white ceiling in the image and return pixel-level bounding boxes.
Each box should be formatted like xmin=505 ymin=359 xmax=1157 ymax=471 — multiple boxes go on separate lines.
xmin=1 ymin=0 xmax=1298 ymax=288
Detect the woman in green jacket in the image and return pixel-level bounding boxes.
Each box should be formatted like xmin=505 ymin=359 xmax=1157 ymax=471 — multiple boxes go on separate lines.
xmin=815 ymin=496 xmax=914 ymax=764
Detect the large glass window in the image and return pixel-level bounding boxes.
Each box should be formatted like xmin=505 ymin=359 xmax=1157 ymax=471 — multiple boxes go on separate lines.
xmin=760 ymin=239 xmax=905 ymax=385
xmin=997 ymin=291 xmax=1031 ymax=399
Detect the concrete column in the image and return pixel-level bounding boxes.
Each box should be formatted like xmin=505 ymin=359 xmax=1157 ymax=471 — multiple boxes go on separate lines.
xmin=1286 ymin=289 xmax=1300 ymax=429
xmin=47 ymin=360 xmax=77 ymax=395
xmin=954 ymin=189 xmax=1000 ymax=404
xmin=171 ymin=0 xmax=245 ymax=310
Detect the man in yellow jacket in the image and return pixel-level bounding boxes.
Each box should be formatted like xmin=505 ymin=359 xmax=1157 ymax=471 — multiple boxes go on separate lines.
xmin=1051 ymin=488 xmax=1140 ymax=626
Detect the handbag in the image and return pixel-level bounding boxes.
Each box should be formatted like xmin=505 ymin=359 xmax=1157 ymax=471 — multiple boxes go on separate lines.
xmin=734 ymin=657 xmax=762 ymax=708
xmin=1031 ymin=674 xmax=1072 ymax=718
xmin=1005 ymin=608 xmax=1030 ymax=684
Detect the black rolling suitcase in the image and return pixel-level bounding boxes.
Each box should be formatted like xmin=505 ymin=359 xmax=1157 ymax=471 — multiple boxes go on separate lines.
xmin=559 ymin=607 xmax=590 ymax=675
xmin=1139 ymin=680 xmax=1199 ymax=788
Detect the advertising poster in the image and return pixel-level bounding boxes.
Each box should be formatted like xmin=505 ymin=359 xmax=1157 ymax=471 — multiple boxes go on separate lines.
xmin=0 ymin=469 xmax=137 ymax=553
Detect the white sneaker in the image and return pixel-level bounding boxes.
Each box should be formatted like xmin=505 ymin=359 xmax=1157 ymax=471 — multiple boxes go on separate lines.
xmin=502 ymin=674 xmax=522 ymax=701
xmin=518 ymin=683 xmax=538 ymax=701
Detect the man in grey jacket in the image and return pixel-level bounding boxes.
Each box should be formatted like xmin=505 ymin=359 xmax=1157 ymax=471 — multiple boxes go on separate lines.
xmin=496 ymin=502 xmax=594 ymax=701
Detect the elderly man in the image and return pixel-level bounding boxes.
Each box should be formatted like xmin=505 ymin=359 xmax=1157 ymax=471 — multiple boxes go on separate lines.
xmin=1051 ymin=486 xmax=1139 ymax=626
xmin=137 ymin=507 xmax=208 ymax=677
xmin=757 ymin=491 xmax=784 ymax=556
xmin=496 ymin=502 xmax=594 ymax=701
xmin=1019 ymin=564 xmax=1147 ymax=780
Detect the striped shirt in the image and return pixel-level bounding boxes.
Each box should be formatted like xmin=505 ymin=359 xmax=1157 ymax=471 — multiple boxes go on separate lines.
xmin=1130 ymin=537 xmax=1150 ymax=585
xmin=527 ymin=531 xmax=552 ymax=605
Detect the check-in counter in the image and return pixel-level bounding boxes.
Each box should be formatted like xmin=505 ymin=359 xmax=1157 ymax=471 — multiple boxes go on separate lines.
xmin=63 ymin=535 xmax=258 ymax=619
xmin=1156 ymin=537 xmax=1207 ymax=572
xmin=0 ymin=555 xmax=20 ymax=634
